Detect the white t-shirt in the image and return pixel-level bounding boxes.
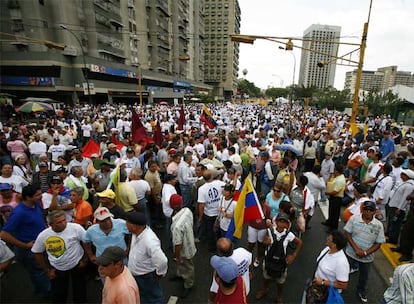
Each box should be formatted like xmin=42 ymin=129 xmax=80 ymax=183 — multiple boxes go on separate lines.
xmin=31 ymin=223 xmax=86 ymax=271
xmin=315 ymin=247 xmax=349 ymax=287
xmin=81 ymin=124 xmax=92 ymax=137
xmin=162 ymin=183 xmax=176 ymax=218
xmin=128 ymin=180 xmax=151 ymax=201
xmin=48 ymin=144 xmax=66 ymax=162
xmin=41 ymin=193 xmax=74 ymax=222
xmin=0 ymin=175 xmax=29 ymax=194
xmin=210 ymin=247 xmax=252 ymax=295
xmin=28 ymin=141 xmax=47 ymax=155
xmin=198 ymin=180 xmax=225 ymax=217
xmin=365 ymin=162 xmax=382 ymax=186
xmin=218 ymin=197 xmax=236 ymax=231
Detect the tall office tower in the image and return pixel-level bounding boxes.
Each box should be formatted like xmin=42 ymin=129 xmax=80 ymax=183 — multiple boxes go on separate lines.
xmin=203 ymin=0 xmax=241 ymax=100
xmin=298 ymin=24 xmax=341 ymax=88
xmin=0 ymin=0 xmax=210 ymax=104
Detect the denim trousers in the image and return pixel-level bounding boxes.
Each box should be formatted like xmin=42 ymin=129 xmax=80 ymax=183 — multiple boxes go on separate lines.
xmin=347 ymin=255 xmax=371 ymax=294
xmin=179 ymin=184 xmax=193 ymax=209
xmin=134 ymin=271 xmax=164 ymax=304
xmin=202 ymin=213 xmax=219 ymax=252
xmin=14 ymin=247 xmax=50 ymax=295
xmin=387 ymin=207 xmax=405 ymax=244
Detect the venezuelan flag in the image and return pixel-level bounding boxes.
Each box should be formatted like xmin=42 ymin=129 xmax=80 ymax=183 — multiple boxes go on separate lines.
xmin=200 ymin=105 xmax=217 ymax=129
xmin=226 ymin=174 xmax=264 ymax=240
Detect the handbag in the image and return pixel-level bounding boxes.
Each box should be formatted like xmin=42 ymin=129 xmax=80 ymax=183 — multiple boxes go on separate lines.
xmin=302 ymin=250 xmax=329 ymax=304
xmin=326 ymin=285 xmax=344 ymax=304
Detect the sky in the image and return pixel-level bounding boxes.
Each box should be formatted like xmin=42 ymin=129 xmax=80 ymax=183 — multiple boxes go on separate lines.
xmin=237 ymin=0 xmax=414 ymax=90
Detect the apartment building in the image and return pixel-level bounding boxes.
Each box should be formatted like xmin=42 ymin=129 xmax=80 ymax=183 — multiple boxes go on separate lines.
xmin=0 ymin=0 xmax=211 ymax=104
xmin=298 ymin=24 xmax=341 ymax=89
xmin=203 ymin=0 xmax=241 ymax=100
xmin=344 ymin=65 xmax=414 ymax=93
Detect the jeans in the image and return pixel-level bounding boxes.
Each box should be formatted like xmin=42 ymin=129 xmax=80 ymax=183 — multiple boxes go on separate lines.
xmin=14 ymin=247 xmax=50 ymax=295
xmin=51 ymin=265 xmax=87 ymax=303
xmin=180 ymin=184 xmax=193 ymax=209
xmin=138 ymin=198 xmax=150 ymax=225
xmin=346 ymin=255 xmax=371 ymax=295
xmin=134 ymin=271 xmax=164 ymax=304
xmin=387 ymin=207 xmax=405 ymax=244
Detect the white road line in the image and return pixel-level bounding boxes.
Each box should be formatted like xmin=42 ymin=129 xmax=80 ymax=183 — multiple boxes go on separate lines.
xmin=318 ymin=201 xmax=329 ymax=220
xmin=167 ymin=296 xmax=179 ymax=304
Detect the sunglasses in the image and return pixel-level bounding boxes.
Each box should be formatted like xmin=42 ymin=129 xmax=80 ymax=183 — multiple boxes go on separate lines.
xmin=273 ymin=189 xmax=282 ymax=192
xmin=363 ymin=208 xmax=375 ymax=211
xmin=50 ymin=181 xmax=62 ymax=185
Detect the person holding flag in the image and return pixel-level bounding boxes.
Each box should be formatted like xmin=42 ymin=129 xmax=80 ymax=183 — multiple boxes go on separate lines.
xmin=200 ymin=106 xmax=218 ymax=129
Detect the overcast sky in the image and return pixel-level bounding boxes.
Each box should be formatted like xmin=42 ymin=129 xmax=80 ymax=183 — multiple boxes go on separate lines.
xmin=237 ymin=0 xmax=414 ymax=90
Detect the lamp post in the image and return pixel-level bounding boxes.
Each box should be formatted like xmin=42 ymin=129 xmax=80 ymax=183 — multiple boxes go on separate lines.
xmin=59 ymin=24 xmax=92 ymax=104
xmin=278 ymin=46 xmax=296 ymax=109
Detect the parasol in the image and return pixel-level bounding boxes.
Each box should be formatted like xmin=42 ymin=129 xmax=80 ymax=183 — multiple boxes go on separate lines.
xmin=16 ymin=101 xmax=54 ymax=113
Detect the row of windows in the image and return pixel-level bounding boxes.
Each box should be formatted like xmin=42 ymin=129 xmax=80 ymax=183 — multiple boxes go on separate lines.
xmin=204 ymin=3 xmax=230 ymax=9
xmin=205 ymin=26 xmax=229 ymax=32
xmin=205 ymin=19 xmax=229 ymax=24
xmin=205 ymin=48 xmax=228 ymax=53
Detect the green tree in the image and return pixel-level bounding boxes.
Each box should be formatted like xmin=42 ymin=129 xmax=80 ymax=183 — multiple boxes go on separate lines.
xmin=311 ymin=87 xmax=350 ymax=110
xmin=237 ymin=79 xmax=263 ymax=98
xmin=362 ymin=90 xmax=404 ymax=116
xmin=265 ymin=87 xmax=290 ymax=99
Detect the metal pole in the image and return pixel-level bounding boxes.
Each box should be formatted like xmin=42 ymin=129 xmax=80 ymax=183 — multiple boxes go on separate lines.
xmin=59 ymin=25 xmax=92 ymax=104
xmin=138 ymin=64 xmax=143 ymax=107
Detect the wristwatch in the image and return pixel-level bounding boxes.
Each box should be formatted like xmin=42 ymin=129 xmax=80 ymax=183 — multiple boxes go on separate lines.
xmin=321 ymin=279 xmax=326 ymax=286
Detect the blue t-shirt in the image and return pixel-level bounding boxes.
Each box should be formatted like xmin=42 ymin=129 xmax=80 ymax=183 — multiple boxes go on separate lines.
xmin=2 ymin=202 xmax=46 ymax=242
xmin=266 ymin=192 xmax=290 ymax=218
xmin=83 ymin=218 xmax=129 ymax=257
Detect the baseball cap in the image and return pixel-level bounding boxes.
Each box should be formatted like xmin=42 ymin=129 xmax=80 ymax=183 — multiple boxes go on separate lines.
xmin=169 ymin=148 xmax=177 ymax=155
xmin=164 ymin=174 xmax=177 ymax=183
xmin=126 ymin=148 xmax=134 ymax=153
xmin=401 ymin=169 xmax=414 ymax=179
xmin=51 ymin=175 xmax=63 ymax=184
xmin=94 ymin=207 xmax=114 ymax=221
xmin=73 ymin=148 xmax=81 ymax=154
xmin=0 ymin=183 xmax=12 ymax=191
xmin=363 ymin=201 xmax=376 ymax=211
xmin=368 ymin=146 xmax=379 ymax=153
xmin=96 ymin=246 xmax=126 ymax=266
xmin=210 ymin=255 xmax=239 ymax=283
xmin=276 ymin=212 xmax=290 ymax=223
xmin=169 ymin=194 xmax=183 ymax=209
xmin=108 ymin=143 xmax=116 ymax=149
xmin=96 ymin=189 xmax=116 ymax=199
xmin=125 ymin=211 xmax=147 ymax=226
xmin=90 ymin=153 xmax=99 ymax=158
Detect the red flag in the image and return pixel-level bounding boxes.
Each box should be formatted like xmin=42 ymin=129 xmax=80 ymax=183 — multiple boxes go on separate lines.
xmin=153 ymin=118 xmax=164 ymax=148
xmin=177 ymin=105 xmax=186 ymax=130
xmin=111 ymin=134 xmax=124 ymax=151
xmin=131 ymin=110 xmax=147 ymax=143
xmin=81 ymin=139 xmax=100 ymax=158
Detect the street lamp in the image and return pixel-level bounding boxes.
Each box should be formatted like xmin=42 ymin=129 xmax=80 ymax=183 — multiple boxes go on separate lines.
xmin=59 ymin=24 xmax=92 ymax=104
xmin=278 ymin=46 xmax=296 ymax=109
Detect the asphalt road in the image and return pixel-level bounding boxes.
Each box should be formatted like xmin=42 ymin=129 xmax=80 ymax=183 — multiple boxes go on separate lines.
xmin=0 ymin=204 xmax=388 ymax=304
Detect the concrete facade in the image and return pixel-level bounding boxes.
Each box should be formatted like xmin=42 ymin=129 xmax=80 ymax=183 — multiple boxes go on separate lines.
xmin=0 ymin=0 xmax=212 ymax=104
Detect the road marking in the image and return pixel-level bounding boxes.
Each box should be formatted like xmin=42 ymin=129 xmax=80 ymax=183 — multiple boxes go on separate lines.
xmin=167 ymin=296 xmax=179 ymax=304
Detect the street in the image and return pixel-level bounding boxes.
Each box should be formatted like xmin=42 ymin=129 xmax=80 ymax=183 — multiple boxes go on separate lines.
xmin=1 ymin=205 xmax=388 ymax=303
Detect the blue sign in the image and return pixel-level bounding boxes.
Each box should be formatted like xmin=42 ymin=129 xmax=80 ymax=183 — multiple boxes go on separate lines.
xmin=90 ymin=64 xmax=137 ymax=78
xmin=0 ymin=76 xmax=55 ymax=86
xmin=173 ymin=80 xmax=191 ymax=88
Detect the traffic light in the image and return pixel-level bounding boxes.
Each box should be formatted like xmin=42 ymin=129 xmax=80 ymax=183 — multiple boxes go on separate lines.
xmin=285 ymin=39 xmax=293 ymax=50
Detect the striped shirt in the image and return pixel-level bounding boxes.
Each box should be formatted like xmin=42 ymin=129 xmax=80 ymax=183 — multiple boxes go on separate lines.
xmin=171 ymin=207 xmax=196 ymax=259
xmin=344 ymin=214 xmax=385 ymax=263
xmin=383 ymin=263 xmax=414 ymax=304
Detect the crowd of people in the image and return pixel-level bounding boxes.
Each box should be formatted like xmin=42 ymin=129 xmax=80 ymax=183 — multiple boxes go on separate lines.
xmin=0 ymin=101 xmax=413 ymax=303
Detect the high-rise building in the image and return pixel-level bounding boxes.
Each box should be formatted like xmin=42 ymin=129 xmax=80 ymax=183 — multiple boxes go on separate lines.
xmin=203 ymin=0 xmax=241 ymax=100
xmin=344 ymin=65 xmax=414 ymax=93
xmin=0 ymin=0 xmax=211 ymax=104
xmin=298 ymin=24 xmax=341 ymax=89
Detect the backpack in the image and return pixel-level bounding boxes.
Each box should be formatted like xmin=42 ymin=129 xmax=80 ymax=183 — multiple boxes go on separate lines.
xmin=264 ymin=231 xmax=288 ymax=278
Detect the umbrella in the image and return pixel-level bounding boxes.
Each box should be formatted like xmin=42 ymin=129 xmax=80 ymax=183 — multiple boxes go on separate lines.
xmin=20 ymin=97 xmax=59 ymax=103
xmin=275 ymin=144 xmax=302 ymax=156
xmin=16 ymin=101 xmax=54 ymax=113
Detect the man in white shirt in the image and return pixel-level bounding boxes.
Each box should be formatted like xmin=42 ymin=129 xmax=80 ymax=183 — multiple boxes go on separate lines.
xmin=121 ymin=148 xmax=141 ymax=176
xmin=198 ymin=170 xmax=225 ymax=252
xmin=128 ymin=168 xmax=151 ymax=220
xmin=209 ymin=237 xmax=252 ymax=302
xmin=48 ymin=138 xmax=66 ymax=163
xmin=177 ymin=153 xmax=197 ymax=209
xmin=126 ymin=212 xmax=168 ymax=304
xmin=68 ymin=149 xmax=91 ymax=177
xmin=31 ymin=210 xmax=87 ymax=303
xmin=28 ymin=135 xmax=47 ymax=165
